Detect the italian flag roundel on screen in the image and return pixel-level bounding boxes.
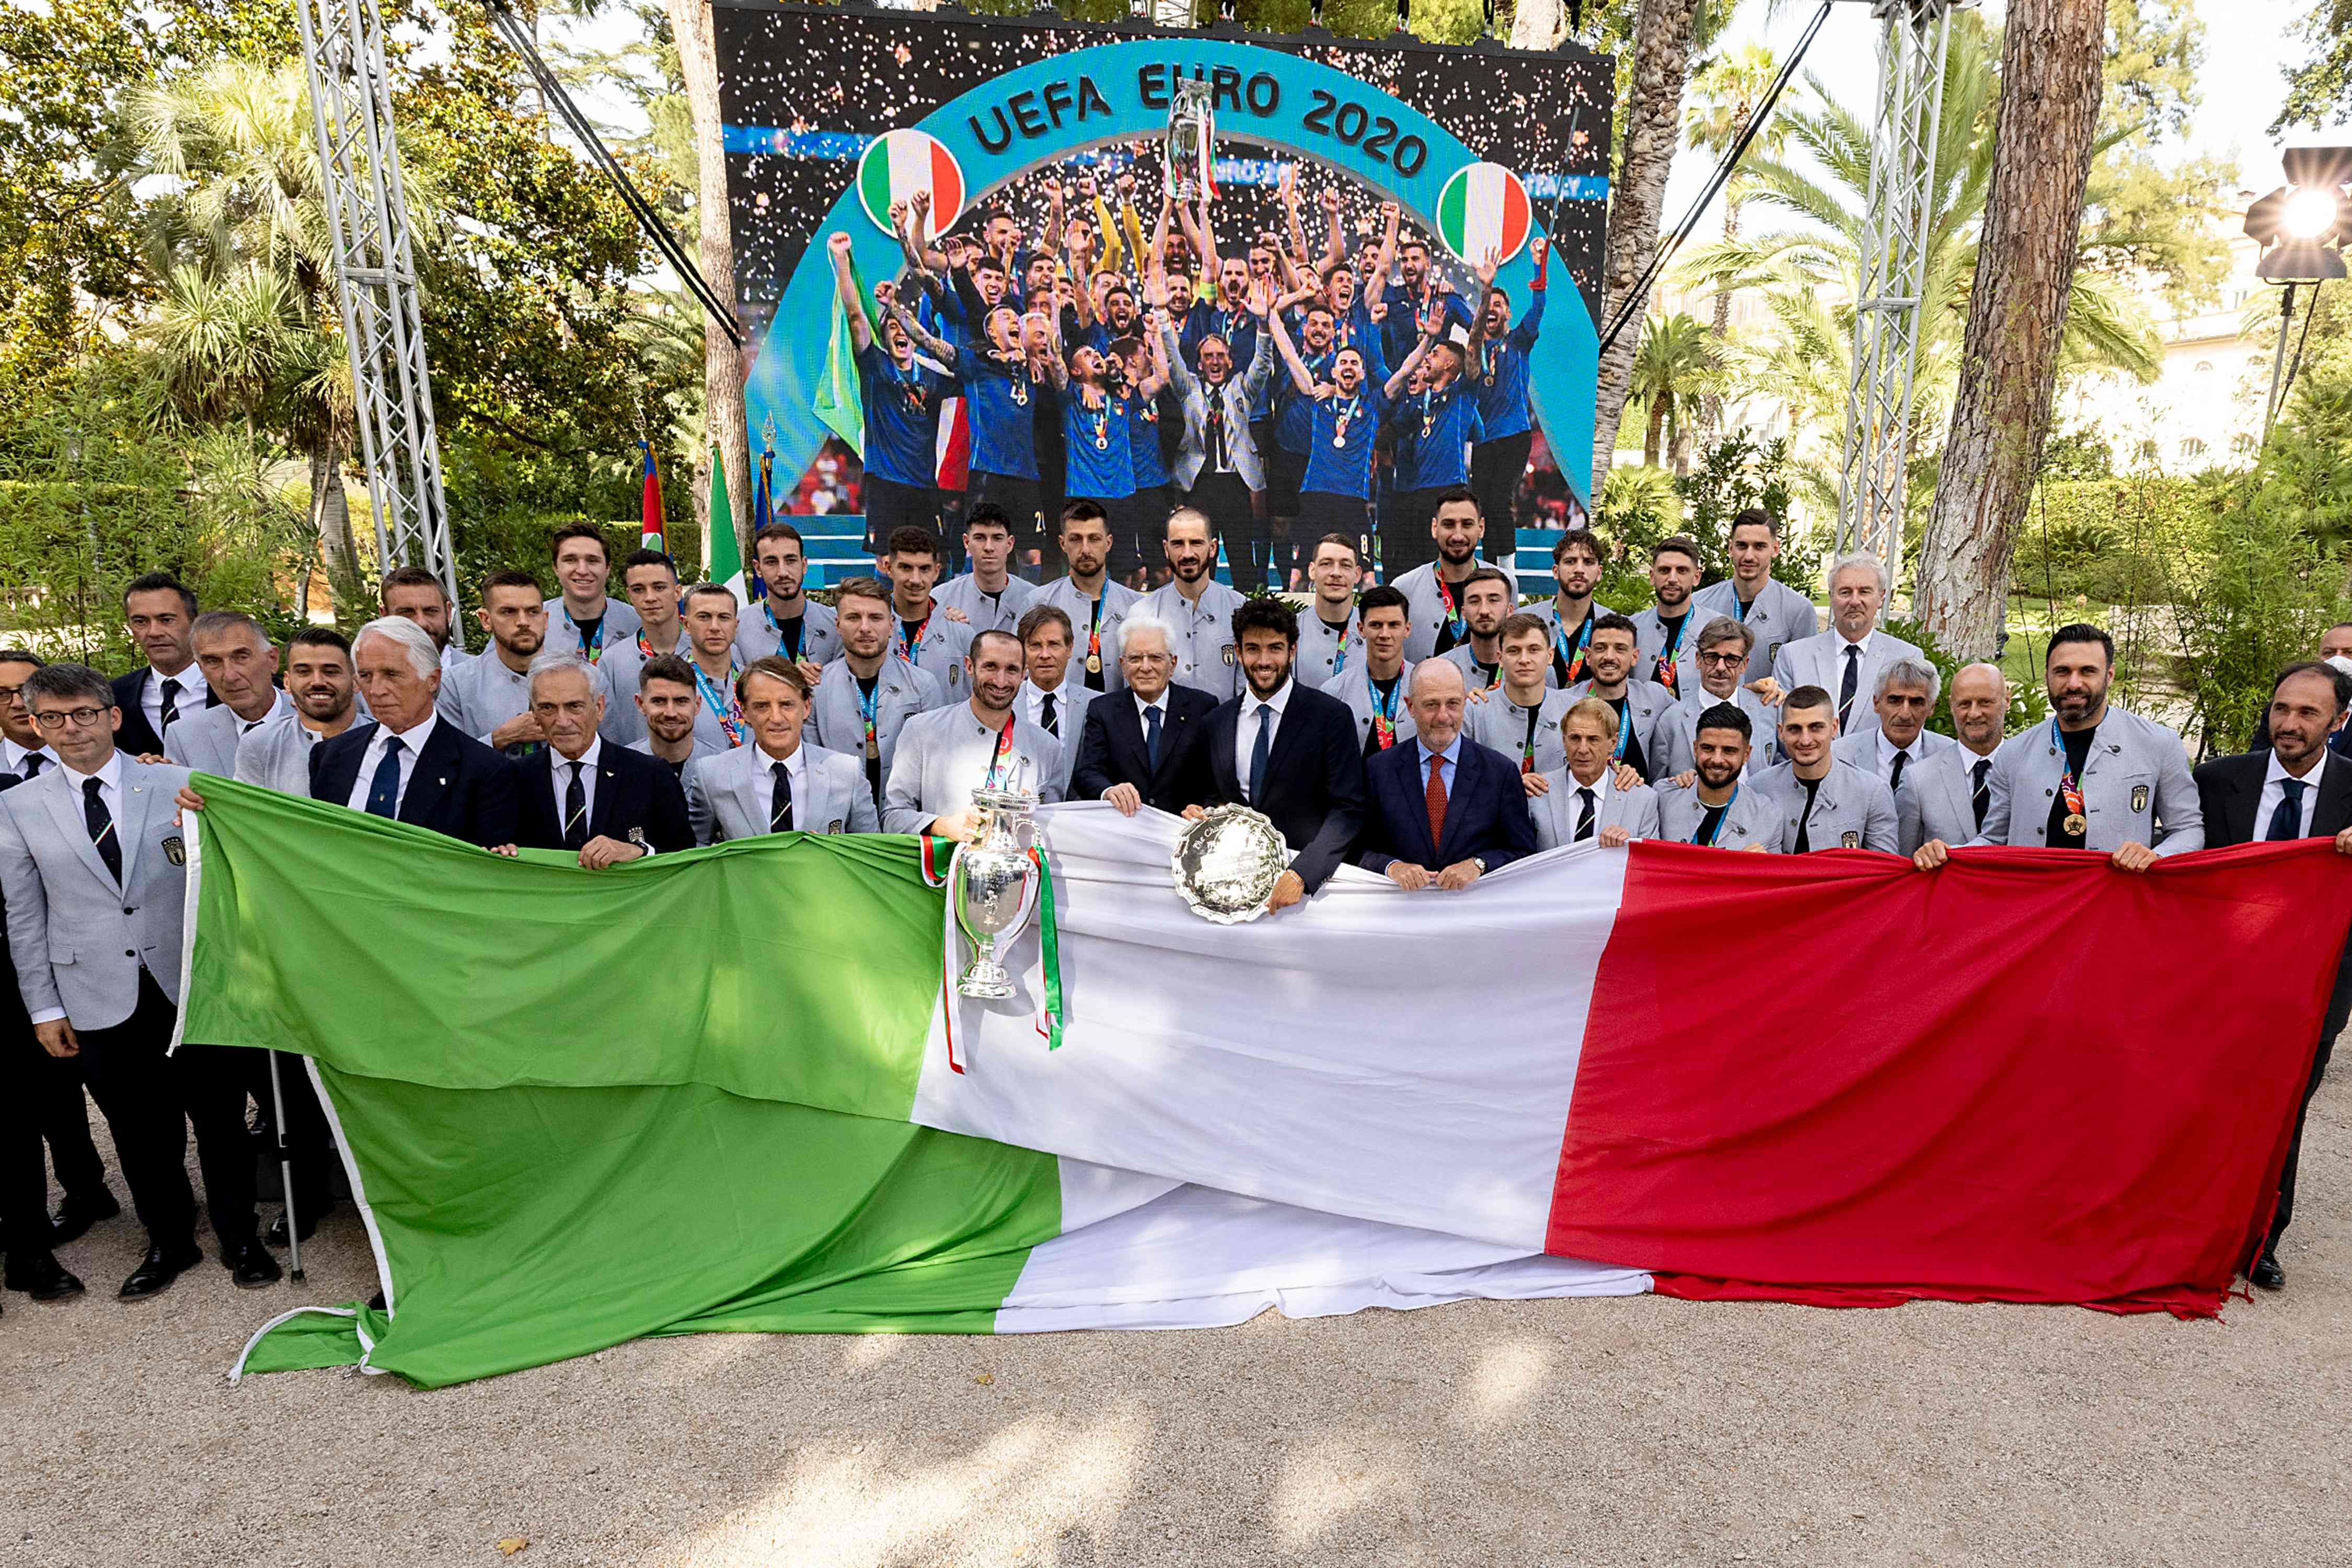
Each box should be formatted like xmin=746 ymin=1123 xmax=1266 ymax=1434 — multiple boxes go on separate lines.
xmin=859 ymin=129 xmax=965 ymax=238
xmin=1435 ymin=162 xmax=1533 ymax=265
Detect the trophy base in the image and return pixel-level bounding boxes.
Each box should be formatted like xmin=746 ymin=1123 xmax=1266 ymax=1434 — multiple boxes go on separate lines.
xmin=958 ymin=962 xmax=1015 ymax=1000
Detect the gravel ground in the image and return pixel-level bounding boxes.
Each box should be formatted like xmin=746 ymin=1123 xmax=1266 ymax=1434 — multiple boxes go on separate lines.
xmin=3 ymin=1067 xmax=2345 ymax=1568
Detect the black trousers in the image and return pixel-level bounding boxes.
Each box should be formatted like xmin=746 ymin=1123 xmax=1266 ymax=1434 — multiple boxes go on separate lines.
xmin=1129 ymin=484 xmax=1177 ymax=581
xmin=2270 ymin=939 xmax=2352 ymax=1249
xmin=1189 ymin=472 xmax=1262 ymax=592
xmin=861 ymin=475 xmax=940 ymax=555
xmin=77 ymin=971 xmax=259 ymax=1249
xmin=1471 ymin=431 xmax=1533 ymax=565
xmin=967 ymin=471 xmax=1049 ymax=580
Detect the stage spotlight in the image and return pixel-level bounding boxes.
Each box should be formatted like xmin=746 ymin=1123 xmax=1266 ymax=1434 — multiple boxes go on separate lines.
xmin=2281 ymin=187 xmax=2339 ymax=241
xmin=2245 ymin=145 xmax=2352 ymax=283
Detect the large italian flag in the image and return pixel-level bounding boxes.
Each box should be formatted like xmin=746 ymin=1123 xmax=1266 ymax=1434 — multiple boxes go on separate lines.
xmin=177 ymin=783 xmax=2350 ymax=1388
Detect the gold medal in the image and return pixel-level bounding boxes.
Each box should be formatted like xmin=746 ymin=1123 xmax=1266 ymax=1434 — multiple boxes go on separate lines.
xmin=2062 ymin=811 xmax=2088 ymax=836
xmin=1087 ymin=653 xmax=1102 ymax=673
xmin=866 ymin=735 xmax=880 ymax=762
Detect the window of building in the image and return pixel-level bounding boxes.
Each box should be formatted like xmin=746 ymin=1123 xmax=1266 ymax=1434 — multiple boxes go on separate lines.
xmin=2193 ymin=360 xmax=2215 ymax=373
xmin=2178 ymin=437 xmax=2207 ymax=459
xmin=2232 ymin=432 xmax=2258 ymax=457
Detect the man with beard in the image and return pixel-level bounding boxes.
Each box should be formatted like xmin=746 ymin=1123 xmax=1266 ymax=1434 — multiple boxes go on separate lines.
xmin=1378 ymin=230 xmax=1473 ymax=372
xmin=1138 ymin=506 xmax=1245 ymax=701
xmin=439 ymin=571 xmax=549 ymax=757
xmin=1014 ymin=604 xmax=1092 ymax=794
xmin=732 ymin=524 xmax=840 ymax=673
xmin=1563 ymin=614 xmax=1676 ymax=783
xmin=1896 ymin=662 xmax=2008 ymax=856
xmin=626 ymin=656 xmax=722 ymax=778
xmin=1073 ymin=613 xmax=1220 ymax=815
xmin=900 ymin=296 xmax=1052 ymax=567
xmin=1321 ymin=585 xmax=1418 ymax=759
xmin=1692 ymin=509 xmax=1818 ymax=685
xmin=1192 ymin=598 xmax=1367 ymax=914
xmin=594 ymin=549 xmax=689 ymax=747
xmin=1294 ymin=533 xmax=1365 ymax=689
xmin=1266 ymin=299 xmax=1341 ymax=563
xmin=1919 ymin=623 xmax=2200 ymax=868
xmin=1433 ymin=569 xmax=1515 ymax=693
xmin=933 ymin=505 xmax=1039 ymax=637
xmin=879 ymin=527 xmax=976 ymax=696
xmin=811 ymin=577 xmax=946 ymax=811
xmin=1629 ymin=537 xmax=1713 ymax=699
xmin=1528 ymin=697 xmax=1662 ymax=850
xmin=1161 ymin=281 xmax=1280 ymax=591
xmin=543 ymin=523 xmax=640 ymax=664
xmin=1653 ymin=618 xmax=1779 ymax=780
xmin=883 ymin=630 xmax=1065 ymax=837
xmin=110 ymin=573 xmax=216 ymax=757
xmin=1468 ymin=612 xmax=1576 ymax=785
xmin=1759 ymin=686 xmax=1900 ymax=854
xmin=1831 ymin=656 xmax=1955 ymax=797
xmin=2192 ymin=661 xmax=2352 ymax=1292
xmin=1181 ymin=252 xmax=1261 ymax=376
xmin=381 ymin=565 xmax=468 ymax=674
xmin=1468 ymin=238 xmax=1548 ymax=558
xmin=512 ymin=653 xmax=692 ymax=861
xmin=1653 ymin=704 xmax=1779 ymax=849
xmin=164 ymin=613 xmax=290 ymax=777
xmin=688 ymin=657 xmax=876 ymax=844
xmin=1272 ymin=301 xmax=1443 ymax=576
xmin=1392 ymin=491 xmax=1491 ymax=664
xmin=1034 ymin=502 xmax=1143 ymax=697
xmin=235 ymin=629 xmax=362 ymax=795
xmin=656 ymin=583 xmax=753 ymax=758
xmin=1770 ymin=554 xmax=1925 ymax=739
xmin=1526 ymin=528 xmax=1616 ymax=690
xmin=830 ymin=235 xmax=949 ymax=541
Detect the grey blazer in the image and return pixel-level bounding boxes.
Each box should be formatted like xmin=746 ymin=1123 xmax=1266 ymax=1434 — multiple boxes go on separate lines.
xmin=1769 ymin=628 xmax=1926 ymax=740
xmin=1435 ymin=643 xmax=1506 ymax=695
xmin=1628 ymin=605 xmax=1719 ymax=697
xmin=233 ymin=711 xmax=342 ymax=796
xmin=1136 ymin=580 xmax=1246 ymax=701
xmin=1830 ymin=727 xmax=1958 ymax=794
xmin=685 ymin=740 xmax=877 ymax=845
xmin=1524 ymin=595 xmax=1621 ymax=690
xmin=1691 ymin=577 xmax=1818 ymax=685
xmin=881 ymin=703 xmax=1066 ymax=835
xmin=1466 ymin=689 xmax=1575 ymax=777
xmin=807 ymin=658 xmax=947 ymax=793
xmin=1562 ymin=678 xmax=1680 ymax=781
xmin=1163 ymin=320 xmax=1277 ymax=492
xmin=1320 ymin=662 xmax=1419 ymax=753
xmin=594 ymin=633 xmax=677 ymax=747
xmin=1393 ymin=562 xmax=1496 ymax=664
xmin=1293 ymin=605 xmax=1361 ymax=691
xmin=1755 ymin=759 xmax=1902 ymax=854
xmin=543 ymin=596 xmax=642 ymax=660
xmin=435 ymin=649 xmax=536 ymax=752
xmin=895 ymin=613 xmax=976 ymax=696
xmin=1652 ymin=686 xmax=1779 ymax=779
xmin=164 ymin=692 xmax=292 ymax=777
xmin=1654 ymin=777 xmax=1783 ymax=849
xmin=931 ymin=574 xmax=1037 ymax=639
xmin=1968 ymin=707 xmax=2203 ymax=854
xmin=0 ymin=757 xmax=191 ymax=1029
xmin=733 ymin=598 xmax=841 ymax=667
xmin=1529 ymin=770 xmax=1659 ymax=849
xmin=1898 ymin=744 xmax=1999 ymax=856
xmin=1031 ymin=577 xmax=1144 ymax=695
xmin=1023 ymin=677 xmax=1095 ymax=793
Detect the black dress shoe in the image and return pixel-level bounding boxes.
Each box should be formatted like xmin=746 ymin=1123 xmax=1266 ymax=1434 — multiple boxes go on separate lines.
xmin=264 ymin=1200 xmax=337 ymax=1248
xmin=49 ymin=1190 xmax=121 ymax=1247
xmin=120 ymin=1243 xmax=203 ymax=1300
xmin=225 ymin=1239 xmax=283 ymax=1289
xmin=5 ymin=1252 xmax=85 ymax=1302
xmin=2250 ymin=1250 xmax=2286 ymax=1291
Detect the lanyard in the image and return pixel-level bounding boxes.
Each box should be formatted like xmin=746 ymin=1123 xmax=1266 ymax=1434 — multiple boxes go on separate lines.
xmin=1436 ymin=574 xmax=1467 ymax=642
xmin=2051 ymin=718 xmax=2088 ymax=826
xmin=763 ymin=601 xmax=803 ymax=662
xmin=1330 ymin=614 xmax=1353 ymax=676
xmin=1519 ymin=702 xmax=1542 ymax=773
xmin=1370 ymin=675 xmax=1401 ymax=750
xmin=1693 ymin=783 xmax=1740 ymax=846
xmin=1553 ymin=608 xmax=1594 ymax=687
xmin=894 ymin=606 xmax=932 ymax=668
xmin=856 ymin=678 xmax=880 ymax=760
xmin=567 ymin=608 xmax=605 ymax=663
xmin=690 ymin=659 xmax=747 ymax=747
xmin=983 ymin=714 xmax=1018 ymax=789
xmin=1610 ymin=697 xmax=1633 ymax=762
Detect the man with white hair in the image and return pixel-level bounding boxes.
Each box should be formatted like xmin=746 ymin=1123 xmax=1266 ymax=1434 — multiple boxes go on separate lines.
xmin=1071 ymin=612 xmax=1220 ymax=814
xmin=511 ymin=653 xmax=691 ymax=862
xmin=308 ymin=616 xmax=518 ymax=848
xmin=1770 ymin=553 xmax=1924 ymax=740
xmin=1831 ymin=654 xmax=1954 ymax=796
xmin=1898 ymin=662 xmax=2009 ymax=855
xmin=1353 ymin=658 xmax=1536 ymax=889
xmin=163 ymin=612 xmax=291 ymax=776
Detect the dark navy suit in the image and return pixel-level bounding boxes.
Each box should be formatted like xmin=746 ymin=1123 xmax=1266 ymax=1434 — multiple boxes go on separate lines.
xmin=1354 ymin=735 xmax=1537 ymax=876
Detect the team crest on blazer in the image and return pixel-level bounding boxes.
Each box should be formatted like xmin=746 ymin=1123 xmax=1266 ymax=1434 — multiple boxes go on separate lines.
xmin=1768 ymin=641 xmax=1782 ymax=661
xmin=162 ymin=835 xmax=186 ymax=866
xmin=2131 ymin=783 xmax=2149 ymax=813
xmin=827 ymin=818 xmax=845 ymax=834
xmin=1840 ymin=830 xmax=1859 ymax=849
xmin=948 ymin=665 xmax=962 ymax=686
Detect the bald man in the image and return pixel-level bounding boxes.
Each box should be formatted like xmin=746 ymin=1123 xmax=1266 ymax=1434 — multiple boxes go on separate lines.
xmin=1898 ymin=662 xmax=2009 ymax=856
xmin=1352 ymin=659 xmax=1536 ymax=890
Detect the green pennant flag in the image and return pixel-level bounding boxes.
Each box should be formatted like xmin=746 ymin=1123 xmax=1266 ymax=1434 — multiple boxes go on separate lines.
xmin=814 ymin=251 xmax=871 ymax=460
xmin=705 ymin=443 xmax=742 ymax=596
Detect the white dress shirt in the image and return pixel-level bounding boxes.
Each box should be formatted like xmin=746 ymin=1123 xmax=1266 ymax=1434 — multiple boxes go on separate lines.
xmin=1022 ymin=676 xmax=1082 ymax=743
xmin=1 ymin=736 xmax=55 ymax=778
xmin=551 ymin=736 xmax=603 ymax=838
xmin=2257 ymin=747 xmax=2329 ymax=839
xmin=1875 ymin=727 xmax=1923 ymax=791
xmin=1234 ymin=679 xmax=1294 ymax=803
xmin=757 ymin=740 xmax=809 ymax=827
xmin=1563 ymin=764 xmax=1615 ymax=839
xmin=346 ymin=713 xmax=440 ymax=815
xmin=142 ymin=662 xmax=209 ymax=739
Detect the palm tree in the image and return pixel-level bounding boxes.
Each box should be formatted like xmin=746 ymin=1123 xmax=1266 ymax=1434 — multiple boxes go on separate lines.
xmin=1684 ymin=42 xmax=1786 ymax=440
xmin=1631 ymin=313 xmax=1712 ymax=472
xmin=1673 ymin=15 xmax=2158 ymax=458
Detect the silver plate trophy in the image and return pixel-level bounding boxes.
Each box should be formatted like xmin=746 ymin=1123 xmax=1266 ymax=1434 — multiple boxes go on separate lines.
xmin=1165 ymin=77 xmax=1214 ymax=203
xmin=1171 ymin=804 xmax=1289 ymax=924
xmin=950 ymin=760 xmax=1041 ymax=999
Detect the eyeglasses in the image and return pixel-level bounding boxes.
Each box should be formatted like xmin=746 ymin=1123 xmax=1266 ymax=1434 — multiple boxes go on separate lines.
xmin=1697 ymin=652 xmax=1747 ymax=668
xmin=31 ymin=706 xmax=111 ymax=730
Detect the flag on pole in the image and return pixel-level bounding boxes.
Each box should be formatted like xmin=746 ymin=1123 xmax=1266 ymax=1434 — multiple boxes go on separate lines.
xmin=933 ymin=396 xmax=970 ymax=493
xmin=1435 ymin=162 xmax=1535 ymax=264
xmin=706 ymin=444 xmax=747 ymax=604
xmin=637 ymin=440 xmax=666 ymax=554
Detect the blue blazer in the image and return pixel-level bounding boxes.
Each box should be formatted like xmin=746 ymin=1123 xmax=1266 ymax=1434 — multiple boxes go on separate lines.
xmin=1355 ymin=736 xmax=1537 ymax=875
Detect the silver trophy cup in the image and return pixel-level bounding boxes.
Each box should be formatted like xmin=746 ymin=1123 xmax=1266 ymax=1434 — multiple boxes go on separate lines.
xmin=1166 ymin=77 xmax=1214 ymax=204
xmin=950 ymin=765 xmax=1042 ymax=999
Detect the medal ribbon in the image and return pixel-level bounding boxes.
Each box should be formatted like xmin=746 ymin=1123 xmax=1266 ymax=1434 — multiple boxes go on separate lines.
xmin=690 ymin=659 xmax=747 ymax=747
xmin=1435 ymin=574 xmax=1467 ymax=643
xmin=2051 ymin=717 xmax=2087 ymax=827
xmin=1519 ymin=702 xmax=1541 ymax=774
xmin=568 ymin=608 xmax=605 ymax=664
xmin=1331 ymin=615 xmax=1352 ymax=676
xmin=1553 ymin=609 xmax=1594 ymax=687
xmin=983 ymin=714 xmax=1019 ymax=789
xmin=763 ymin=601 xmax=803 ymax=663
xmin=894 ymin=606 xmax=932 ymax=670
xmin=1086 ymin=593 xmax=1104 ymax=672
xmin=1610 ymin=697 xmax=1633 ymax=762
xmin=1370 ymin=675 xmax=1400 ymax=751
xmin=1694 ymin=783 xmax=1739 ymax=846
xmin=1652 ymin=614 xmax=1686 ymax=696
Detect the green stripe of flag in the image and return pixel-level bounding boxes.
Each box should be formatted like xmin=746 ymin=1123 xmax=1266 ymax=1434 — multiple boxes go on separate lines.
xmin=1436 ymin=170 xmax=1468 ymax=255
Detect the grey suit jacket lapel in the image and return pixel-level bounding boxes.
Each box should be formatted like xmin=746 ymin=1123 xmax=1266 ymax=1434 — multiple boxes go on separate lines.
xmin=116 ymin=763 xmax=159 ymax=888
xmin=41 ymin=771 xmax=119 ymax=889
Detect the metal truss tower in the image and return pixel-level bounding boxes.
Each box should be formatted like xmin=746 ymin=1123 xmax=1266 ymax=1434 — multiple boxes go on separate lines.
xmin=293 ymin=0 xmax=460 ymax=611
xmin=1835 ymin=0 xmax=1956 ymax=571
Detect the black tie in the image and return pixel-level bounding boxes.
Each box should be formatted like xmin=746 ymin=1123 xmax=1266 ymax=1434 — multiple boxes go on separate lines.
xmin=20 ymin=753 xmax=42 ymax=779
xmin=562 ymin=760 xmax=589 ymax=849
xmin=364 ymin=735 xmax=404 ymax=818
xmin=1970 ymin=758 xmax=1991 ymax=828
xmin=1574 ymin=786 xmax=1597 ymax=842
xmin=84 ymin=776 xmax=120 ymax=884
xmin=1837 ymin=646 xmax=1860 ymax=732
xmin=769 ymin=760 xmax=794 ymax=832
xmin=1040 ymin=691 xmax=1058 ymax=737
xmin=2267 ymin=777 xmax=2308 ymax=841
xmin=158 ymin=676 xmax=182 ymax=733
xmin=1887 ymin=750 xmax=1907 ymax=794
xmin=1145 ymin=704 xmax=1162 ymax=772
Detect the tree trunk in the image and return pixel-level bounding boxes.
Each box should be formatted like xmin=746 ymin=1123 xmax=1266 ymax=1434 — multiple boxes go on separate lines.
xmin=1591 ymin=0 xmax=1702 ymax=493
xmin=1644 ymin=395 xmax=1665 ymax=467
xmin=668 ymin=0 xmax=752 ymax=577
xmin=1507 ymin=0 xmax=1566 ymax=49
xmin=1699 ymin=194 xmax=1738 ymax=441
xmin=309 ymin=434 xmax=361 ymax=604
xmin=1911 ymin=0 xmax=2104 ymax=659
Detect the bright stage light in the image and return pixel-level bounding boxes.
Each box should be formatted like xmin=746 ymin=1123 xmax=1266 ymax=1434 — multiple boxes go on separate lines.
xmin=2281 ymin=187 xmax=2342 ymax=241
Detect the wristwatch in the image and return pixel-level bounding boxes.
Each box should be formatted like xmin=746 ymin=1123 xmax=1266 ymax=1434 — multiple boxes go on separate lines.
xmin=1471 ymin=857 xmax=1487 ymax=873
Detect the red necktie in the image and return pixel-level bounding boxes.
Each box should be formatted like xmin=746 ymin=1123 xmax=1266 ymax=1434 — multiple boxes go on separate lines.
xmin=1424 ymin=753 xmax=1448 ymax=856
